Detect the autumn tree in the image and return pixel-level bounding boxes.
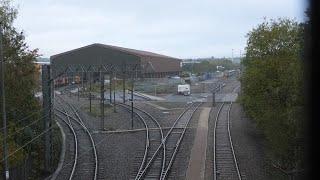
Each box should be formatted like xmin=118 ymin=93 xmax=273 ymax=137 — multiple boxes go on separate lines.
xmin=1 ymin=0 xmax=43 ymax=177
xmin=241 ymin=18 xmax=305 ymax=171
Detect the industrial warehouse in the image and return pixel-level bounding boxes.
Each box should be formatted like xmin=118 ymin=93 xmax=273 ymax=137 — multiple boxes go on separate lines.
xmin=50 ymin=43 xmax=182 ymax=81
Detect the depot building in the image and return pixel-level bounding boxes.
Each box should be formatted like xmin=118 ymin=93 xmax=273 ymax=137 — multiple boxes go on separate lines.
xmin=50 ymin=43 xmax=182 ymax=79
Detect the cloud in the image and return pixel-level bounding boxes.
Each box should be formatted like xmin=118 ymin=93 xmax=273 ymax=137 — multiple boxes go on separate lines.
xmin=13 ymin=0 xmax=306 ymax=58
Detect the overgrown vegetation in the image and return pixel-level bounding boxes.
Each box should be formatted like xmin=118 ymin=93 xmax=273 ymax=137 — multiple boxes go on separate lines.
xmin=241 ymin=18 xmax=305 ymax=172
xmin=0 ymin=0 xmax=43 ymax=178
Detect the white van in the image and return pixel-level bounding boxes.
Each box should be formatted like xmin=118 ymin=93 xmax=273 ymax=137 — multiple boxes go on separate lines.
xmin=178 ymin=84 xmax=191 ymax=96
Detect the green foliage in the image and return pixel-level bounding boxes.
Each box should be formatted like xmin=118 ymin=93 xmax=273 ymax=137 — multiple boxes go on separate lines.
xmin=1 ymin=0 xmax=42 ymax=175
xmin=182 ymin=58 xmax=239 ymax=74
xmin=241 ymin=18 xmax=305 ymax=170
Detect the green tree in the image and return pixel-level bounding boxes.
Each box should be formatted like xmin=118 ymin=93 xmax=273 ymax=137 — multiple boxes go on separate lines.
xmin=241 ymin=18 xmax=305 ymax=171
xmin=1 ymin=0 xmax=42 ymax=176
xmin=182 ymin=59 xmax=238 ymax=74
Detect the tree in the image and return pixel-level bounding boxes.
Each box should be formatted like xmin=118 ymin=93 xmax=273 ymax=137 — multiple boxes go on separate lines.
xmin=241 ymin=18 xmax=305 ymax=171
xmin=1 ymin=0 xmax=42 ymax=176
xmin=182 ymin=59 xmax=239 ymax=74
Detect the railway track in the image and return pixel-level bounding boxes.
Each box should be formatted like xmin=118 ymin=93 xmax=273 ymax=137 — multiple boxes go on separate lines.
xmin=54 ymin=102 xmax=78 ymax=180
xmin=54 ymin=96 xmax=98 ymax=180
xmin=132 ymin=102 xmax=201 ymax=180
xmin=213 ymin=102 xmax=241 ymax=180
xmin=117 ymin=103 xmax=166 ymax=179
xmin=159 ymin=102 xmax=201 ymax=179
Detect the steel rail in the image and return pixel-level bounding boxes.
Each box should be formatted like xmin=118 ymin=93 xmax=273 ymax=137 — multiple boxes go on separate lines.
xmin=57 ymin=96 xmax=98 ymax=180
xmin=160 ymin=102 xmax=202 ymax=180
xmin=213 ymin=103 xmax=224 ymax=180
xmin=68 ymin=101 xmax=98 ymax=180
xmin=117 ymin=103 xmax=150 ymax=179
xmin=135 ymin=102 xmax=195 ymax=179
xmin=117 ymin=103 xmax=166 ymax=180
xmin=227 ymin=102 xmax=242 ymax=180
xmin=213 ymin=102 xmax=241 ymax=180
xmin=54 ymin=98 xmax=82 ymax=180
xmin=54 ymin=111 xmax=78 ymax=180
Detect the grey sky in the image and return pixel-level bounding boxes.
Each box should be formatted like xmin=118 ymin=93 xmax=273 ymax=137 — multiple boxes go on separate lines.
xmin=13 ymin=0 xmax=306 ymax=59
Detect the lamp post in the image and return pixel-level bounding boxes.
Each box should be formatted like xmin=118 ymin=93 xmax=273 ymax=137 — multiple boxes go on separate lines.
xmin=1 ymin=25 xmax=10 ymax=180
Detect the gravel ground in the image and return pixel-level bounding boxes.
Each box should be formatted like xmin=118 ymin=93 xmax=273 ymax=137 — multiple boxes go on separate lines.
xmin=59 ymin=93 xmax=200 ymax=179
xmin=93 ymin=132 xmax=145 ymax=179
xmin=230 ymin=103 xmax=269 ymax=180
xmin=148 ymin=101 xmax=188 ymax=109
xmin=133 ymin=101 xmax=187 ymax=128
xmin=53 ymin=76 xmax=244 ymax=179
xmin=230 ymin=103 xmax=289 ymax=180
xmin=60 ymin=94 xmax=144 ymax=131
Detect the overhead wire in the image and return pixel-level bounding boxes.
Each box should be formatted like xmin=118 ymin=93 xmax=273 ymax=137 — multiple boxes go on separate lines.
xmin=6 ymin=112 xmax=50 ymax=138
xmin=0 ymin=124 xmax=57 ymax=163
xmin=0 ymin=103 xmax=53 ymax=131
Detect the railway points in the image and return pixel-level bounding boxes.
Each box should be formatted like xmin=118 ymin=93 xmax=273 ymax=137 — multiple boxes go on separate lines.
xmin=49 ymin=69 xmax=242 ymax=180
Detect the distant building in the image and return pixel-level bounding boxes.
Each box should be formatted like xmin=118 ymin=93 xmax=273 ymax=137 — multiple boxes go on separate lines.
xmin=50 ymin=43 xmax=181 ymax=78
xmin=34 ymin=61 xmax=50 ymax=74
xmin=181 ymin=59 xmax=201 ymax=66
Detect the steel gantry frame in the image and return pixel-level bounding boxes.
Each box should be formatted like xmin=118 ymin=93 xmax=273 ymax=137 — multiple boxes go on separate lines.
xmin=41 ymin=63 xmax=141 ymax=172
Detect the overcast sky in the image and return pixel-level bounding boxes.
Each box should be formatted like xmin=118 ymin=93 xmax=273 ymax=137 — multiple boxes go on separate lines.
xmin=12 ymin=0 xmax=306 ymax=59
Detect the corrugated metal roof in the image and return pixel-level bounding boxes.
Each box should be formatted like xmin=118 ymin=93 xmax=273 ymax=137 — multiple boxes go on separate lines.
xmin=51 ymin=43 xmax=181 ymax=74
xmin=51 ymin=43 xmax=180 ymax=60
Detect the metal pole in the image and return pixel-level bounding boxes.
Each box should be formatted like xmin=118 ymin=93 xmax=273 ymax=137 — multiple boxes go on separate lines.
xmin=81 ymin=71 xmax=84 ymax=90
xmin=89 ymin=71 xmax=92 ymax=113
xmin=131 ymin=77 xmax=134 ymax=129
xmin=203 ymin=83 xmax=205 ymax=93
xmin=109 ymin=74 xmax=112 ymax=103
xmin=72 ymin=71 xmax=75 ymax=84
xmin=212 ymin=92 xmax=215 ymax=107
xmin=0 ymin=24 xmax=10 ymax=180
xmin=42 ymin=65 xmax=53 ymax=173
xmin=123 ymin=71 xmax=126 ymax=103
xmin=68 ymin=72 xmax=71 ymax=97
xmin=122 ymin=64 xmax=127 ymax=103
xmin=77 ymin=85 xmax=80 ymax=101
xmin=100 ymin=70 xmax=105 ymax=130
xmin=113 ymin=71 xmax=116 ymax=113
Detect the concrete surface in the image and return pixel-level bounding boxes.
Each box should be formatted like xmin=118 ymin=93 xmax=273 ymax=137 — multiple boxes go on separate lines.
xmin=186 ymin=107 xmax=211 ymax=180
